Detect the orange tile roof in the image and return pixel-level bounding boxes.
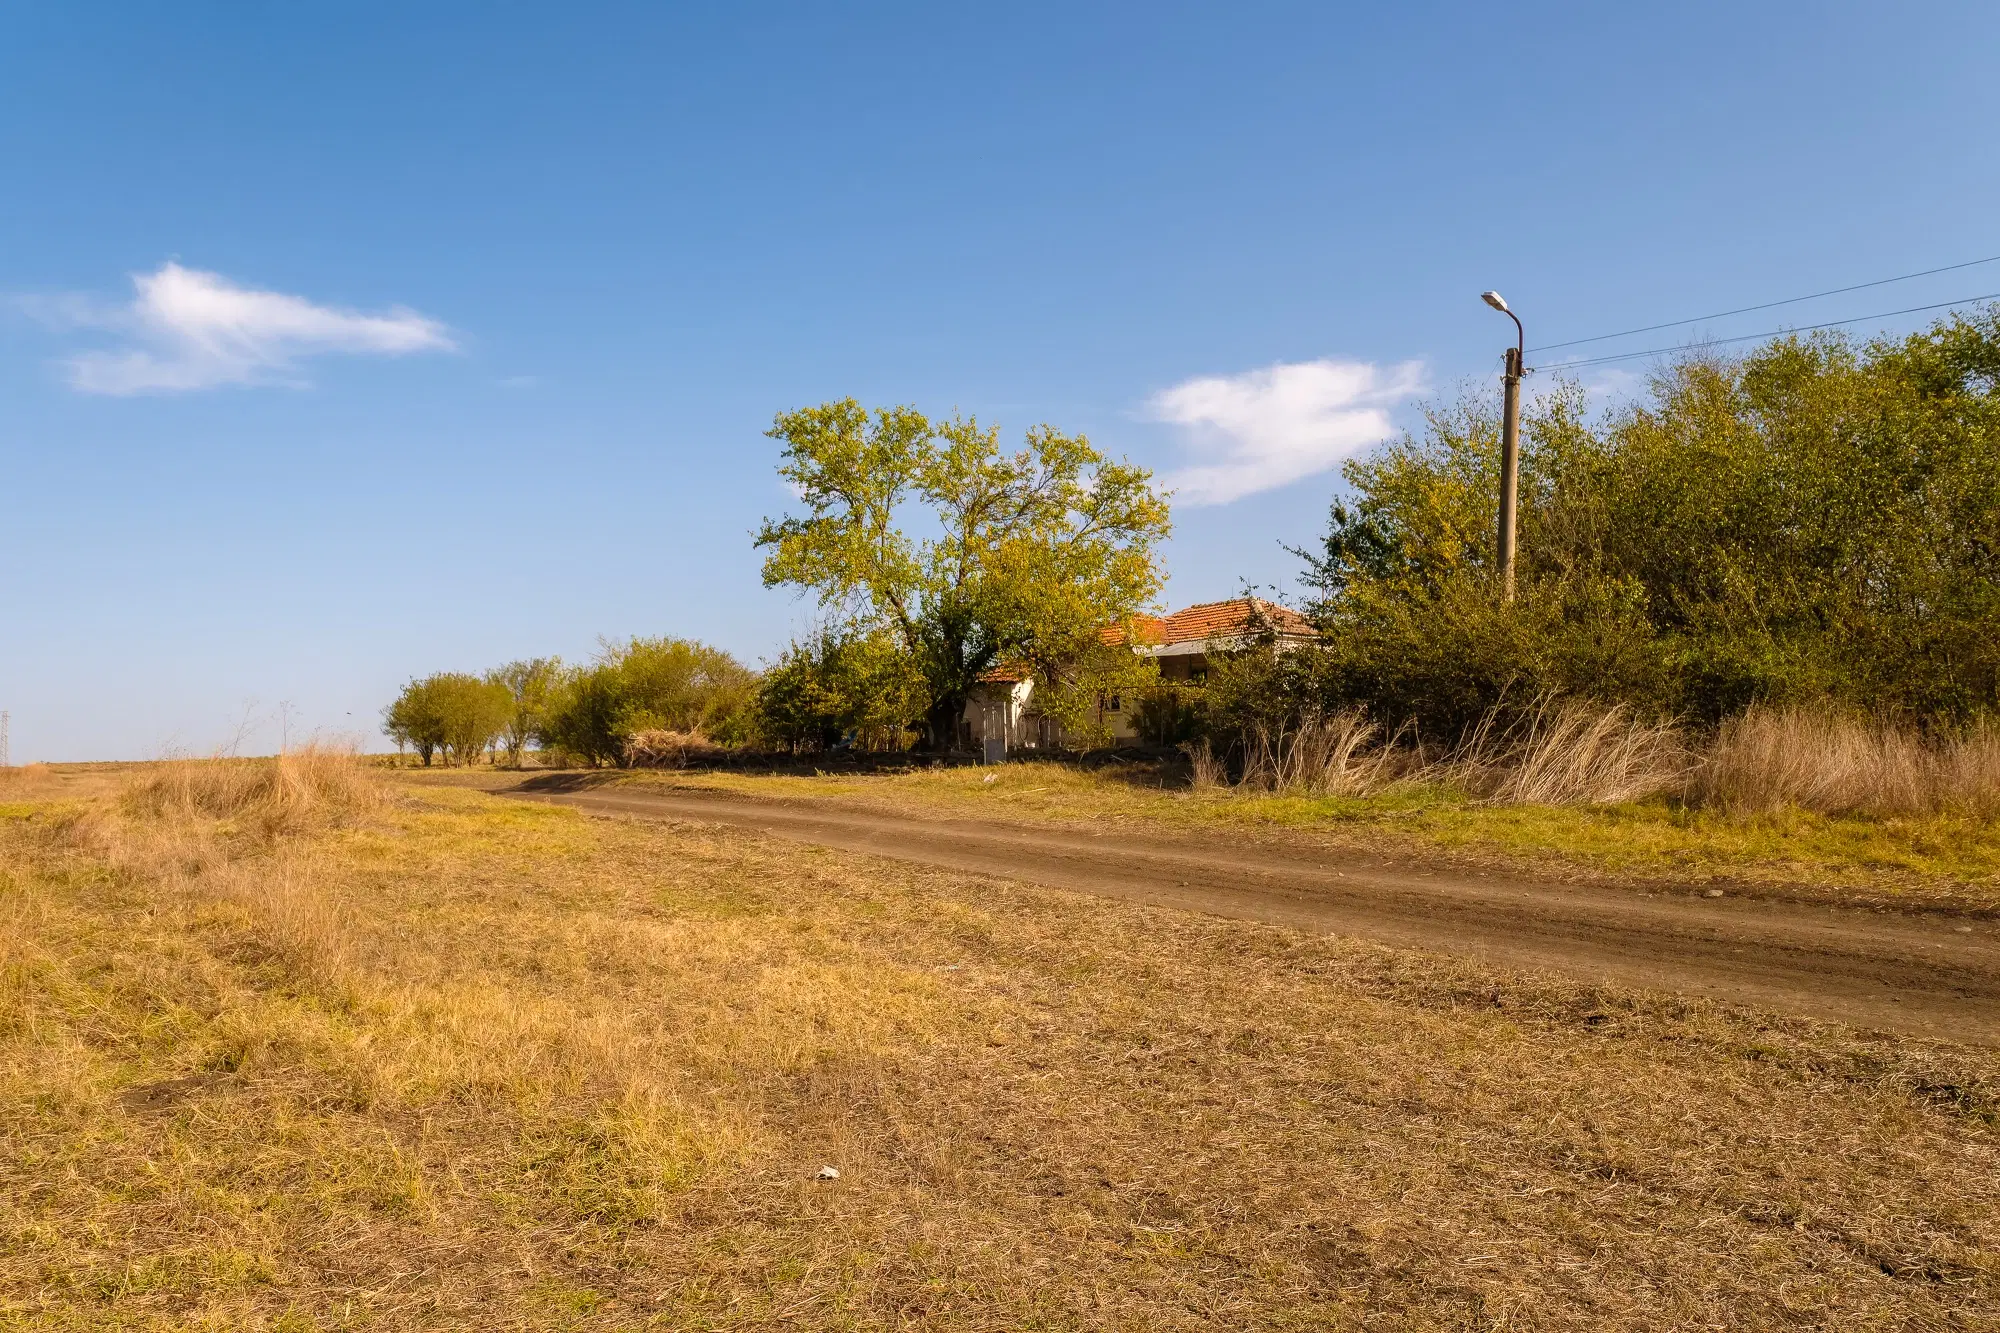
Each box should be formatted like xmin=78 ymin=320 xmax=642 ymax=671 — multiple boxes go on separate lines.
xmin=1153 ymin=598 xmax=1315 ymax=646
xmin=974 ymin=600 xmax=1312 ymax=684
xmin=1100 ymin=615 xmax=1168 ymax=648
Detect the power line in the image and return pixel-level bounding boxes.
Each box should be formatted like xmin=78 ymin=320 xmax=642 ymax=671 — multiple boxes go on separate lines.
xmin=1527 ymin=253 xmax=2000 ymax=353
xmin=1535 ymin=291 xmax=2000 ymax=371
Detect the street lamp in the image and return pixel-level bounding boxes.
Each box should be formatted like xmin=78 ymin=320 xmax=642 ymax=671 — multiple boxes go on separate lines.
xmin=1482 ymin=291 xmax=1525 ymax=602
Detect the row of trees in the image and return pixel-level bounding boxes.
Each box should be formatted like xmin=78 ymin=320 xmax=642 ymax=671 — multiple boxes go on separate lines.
xmin=382 ymin=671 xmax=519 ymax=766
xmin=770 ymin=321 xmax=1998 ymax=753
xmin=384 ymin=640 xmax=755 ymax=766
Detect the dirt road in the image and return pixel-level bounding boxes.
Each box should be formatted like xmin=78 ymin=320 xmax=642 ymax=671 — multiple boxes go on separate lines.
xmin=506 ymin=780 xmax=2000 ymax=1043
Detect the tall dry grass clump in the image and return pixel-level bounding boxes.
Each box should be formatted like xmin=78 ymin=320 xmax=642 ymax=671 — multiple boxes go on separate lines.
xmin=1238 ymin=710 xmax=1401 ymax=797
xmin=123 ymin=744 xmax=383 ymax=836
xmin=1193 ymin=697 xmax=2000 ymax=817
xmin=1935 ymin=724 xmax=2000 ymax=813
xmin=1210 ymin=699 xmax=1688 ymax=806
xmin=1460 ymin=699 xmax=1693 ymax=807
xmin=1695 ymin=706 xmax=2000 ymax=817
xmin=1183 ymin=739 xmax=1227 ymax=791
xmin=206 ymin=852 xmax=354 ymax=985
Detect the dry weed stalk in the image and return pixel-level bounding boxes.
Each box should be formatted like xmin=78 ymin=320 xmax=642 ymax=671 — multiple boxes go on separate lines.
xmin=1183 ymin=740 xmax=1226 ymax=791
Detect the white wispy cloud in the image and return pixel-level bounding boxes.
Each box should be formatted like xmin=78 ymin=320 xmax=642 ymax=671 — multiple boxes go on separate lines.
xmin=44 ymin=261 xmax=454 ymax=394
xmin=1148 ymin=357 xmax=1426 ymax=505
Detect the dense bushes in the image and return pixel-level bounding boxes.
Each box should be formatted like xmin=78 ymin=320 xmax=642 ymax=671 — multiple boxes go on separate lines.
xmin=752 ymin=628 xmax=924 ymax=753
xmin=1281 ymin=312 xmax=2000 ymax=737
xmin=1130 ymin=683 xmax=1204 ymax=748
xmin=538 ymin=638 xmax=757 ymax=766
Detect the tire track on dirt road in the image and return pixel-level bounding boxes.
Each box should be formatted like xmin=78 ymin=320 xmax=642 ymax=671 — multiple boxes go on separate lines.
xmin=505 ymin=782 xmax=2000 ymax=1044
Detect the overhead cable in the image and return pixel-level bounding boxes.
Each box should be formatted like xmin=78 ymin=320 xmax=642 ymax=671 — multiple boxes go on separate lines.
xmin=1528 ymin=253 xmax=2000 ymax=353
xmin=1535 ymin=292 xmax=2000 ymax=371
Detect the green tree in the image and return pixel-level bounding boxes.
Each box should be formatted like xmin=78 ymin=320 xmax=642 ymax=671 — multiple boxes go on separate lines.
xmin=539 ymin=662 xmax=628 ymax=767
xmin=437 ymin=673 xmax=514 ymax=765
xmin=609 ymin=637 xmax=757 ymax=734
xmin=383 ymin=673 xmax=513 ymax=766
xmin=756 ymin=399 xmax=1171 ymax=748
xmin=487 ymin=658 xmax=561 ymax=766
xmin=382 ymin=677 xmax=447 ymax=766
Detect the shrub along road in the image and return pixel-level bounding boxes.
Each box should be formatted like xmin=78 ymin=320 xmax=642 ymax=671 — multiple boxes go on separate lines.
xmin=505 ymin=776 xmax=2000 ymax=1044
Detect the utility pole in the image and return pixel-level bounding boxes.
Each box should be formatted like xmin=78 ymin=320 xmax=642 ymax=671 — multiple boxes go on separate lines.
xmin=0 ymin=711 xmax=9 ymax=769
xmin=1482 ymin=291 xmax=1526 ymax=601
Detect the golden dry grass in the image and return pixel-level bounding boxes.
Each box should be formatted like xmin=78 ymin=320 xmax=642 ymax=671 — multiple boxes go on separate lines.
xmin=121 ymin=745 xmax=384 ymax=836
xmin=1214 ymin=701 xmax=2000 ymax=816
xmin=1234 ymin=712 xmax=1395 ymax=797
xmin=1462 ymin=700 xmax=1691 ymax=807
xmin=5 ymin=757 xmax=2000 ymax=1329
xmin=1700 ymin=706 xmax=2000 ymax=818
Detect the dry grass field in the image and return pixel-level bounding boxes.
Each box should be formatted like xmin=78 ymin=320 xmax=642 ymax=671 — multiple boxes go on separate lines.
xmin=5 ymin=753 xmax=2000 ymax=1330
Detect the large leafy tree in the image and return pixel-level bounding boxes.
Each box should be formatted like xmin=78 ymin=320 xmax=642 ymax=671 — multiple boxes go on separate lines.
xmin=756 ymin=400 xmax=1171 ymax=748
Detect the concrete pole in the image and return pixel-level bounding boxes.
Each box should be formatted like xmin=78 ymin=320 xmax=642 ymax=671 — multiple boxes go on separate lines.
xmin=1498 ymin=343 xmax=1523 ymax=601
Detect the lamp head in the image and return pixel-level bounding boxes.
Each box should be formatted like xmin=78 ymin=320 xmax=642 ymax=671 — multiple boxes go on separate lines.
xmin=1480 ymin=290 xmax=1510 ymax=314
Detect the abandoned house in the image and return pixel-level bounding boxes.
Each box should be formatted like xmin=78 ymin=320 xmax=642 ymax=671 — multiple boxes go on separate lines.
xmin=962 ymin=596 xmax=1318 ymax=759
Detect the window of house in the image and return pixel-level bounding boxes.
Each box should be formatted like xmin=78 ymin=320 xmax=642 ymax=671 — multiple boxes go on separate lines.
xmin=1107 ymin=694 xmax=1121 ymax=711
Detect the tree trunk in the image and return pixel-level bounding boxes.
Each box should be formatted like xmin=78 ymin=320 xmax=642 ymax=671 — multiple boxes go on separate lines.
xmin=924 ymin=692 xmax=967 ymax=752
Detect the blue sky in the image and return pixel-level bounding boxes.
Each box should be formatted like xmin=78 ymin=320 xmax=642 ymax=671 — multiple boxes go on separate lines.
xmin=5 ymin=3 xmax=1998 ymax=760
